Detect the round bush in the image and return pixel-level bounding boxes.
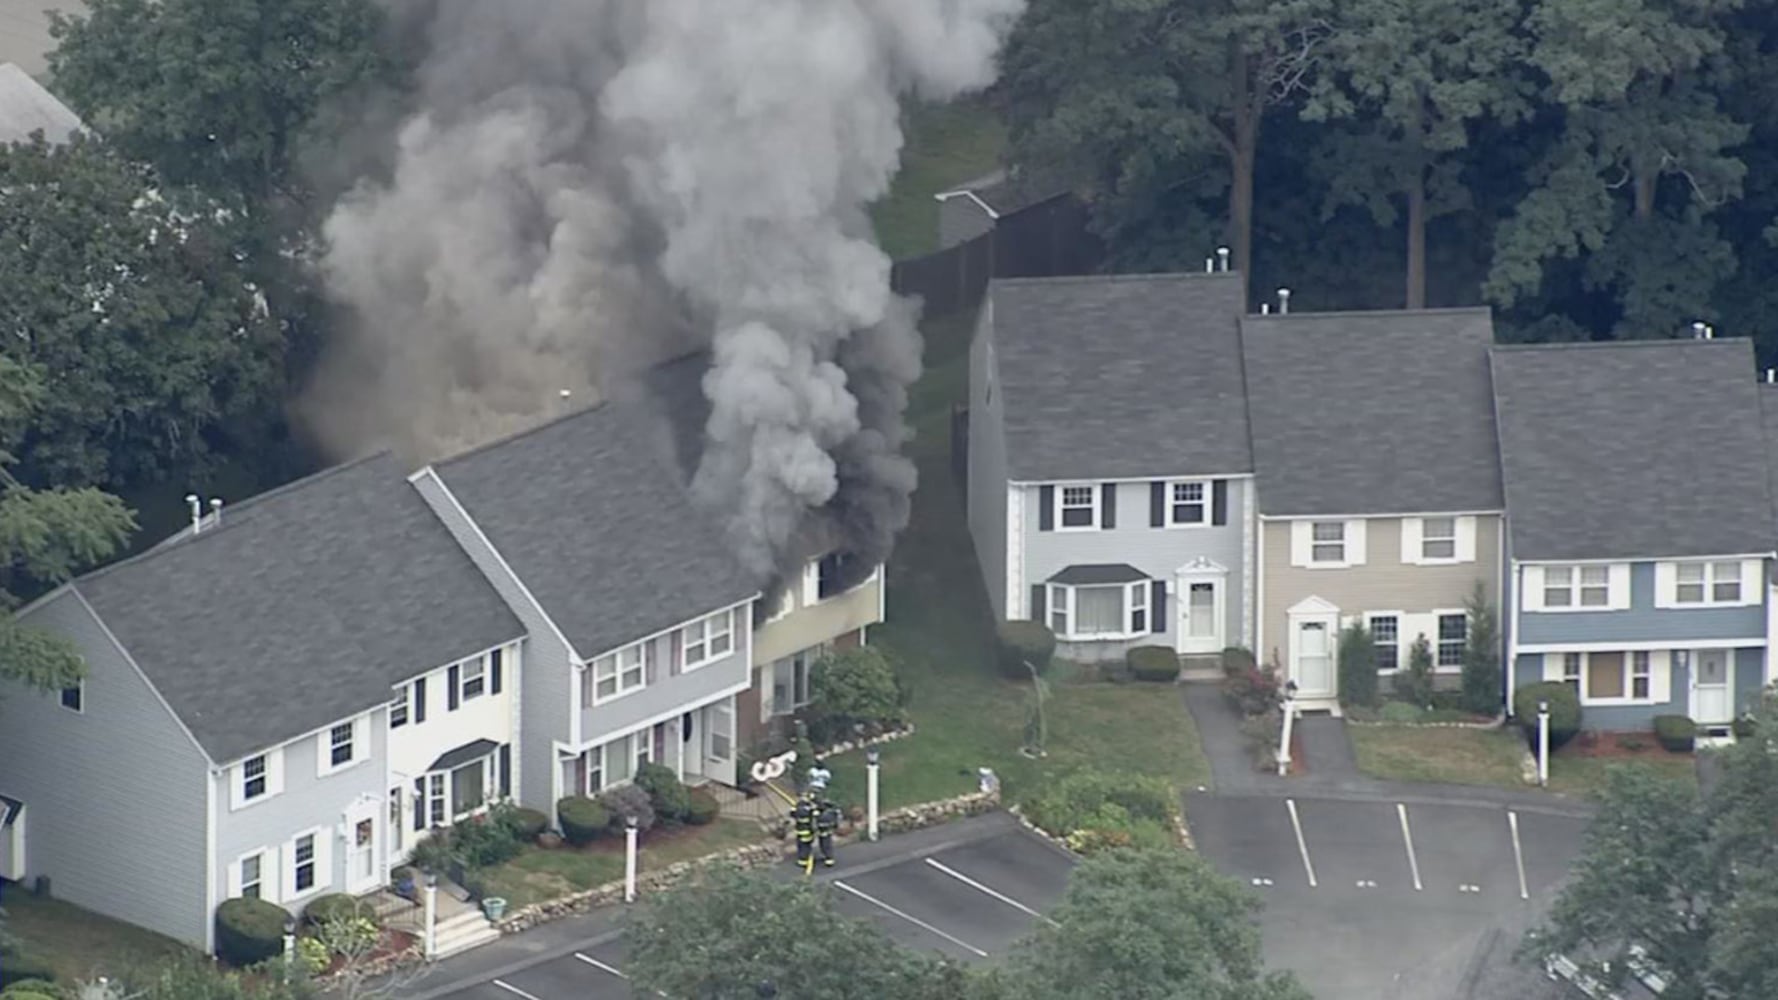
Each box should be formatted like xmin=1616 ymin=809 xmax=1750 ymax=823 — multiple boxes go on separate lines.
xmin=302 ymin=892 xmax=373 ymax=930
xmin=1653 ymin=715 xmax=1697 ymax=753
xmin=1126 ymin=646 xmax=1179 ymax=683
xmin=686 ymin=786 xmax=721 ymax=826
xmin=557 ymin=795 xmax=611 ymax=846
xmin=509 ymin=807 xmax=550 ymax=840
xmin=997 ymin=620 xmax=1056 ymax=679
xmin=810 ymin=648 xmax=907 ymax=738
xmin=215 ymin=896 xmax=289 ymax=967
xmin=0 ymin=954 xmax=56 ymax=990
xmin=1513 ymin=682 xmax=1582 ymax=749
xmin=596 ymin=784 xmax=656 ymax=833
xmin=636 ymin=762 xmax=693 ymax=824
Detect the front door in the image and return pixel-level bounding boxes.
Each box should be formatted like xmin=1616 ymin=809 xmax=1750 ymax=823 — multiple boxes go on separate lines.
xmin=1177 ymin=579 xmax=1222 ymax=655
xmin=1295 ymin=620 xmax=1334 ymax=698
xmin=344 ymin=801 xmax=379 ymax=894
xmin=705 ymin=700 xmax=736 ymax=785
xmin=1693 ymin=650 xmax=1733 ymax=724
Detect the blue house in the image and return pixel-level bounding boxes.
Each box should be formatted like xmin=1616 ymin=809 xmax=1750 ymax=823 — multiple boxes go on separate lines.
xmin=1491 ymin=339 xmax=1776 ymax=733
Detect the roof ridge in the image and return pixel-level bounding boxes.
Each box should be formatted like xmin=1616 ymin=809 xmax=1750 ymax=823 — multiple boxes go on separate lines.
xmin=992 ymin=270 xmax=1242 ymax=289
xmin=1242 ymin=306 xmax=1491 ymax=321
xmin=1491 ymin=337 xmax=1752 ymax=353
xmin=434 ymin=399 xmax=617 ymax=471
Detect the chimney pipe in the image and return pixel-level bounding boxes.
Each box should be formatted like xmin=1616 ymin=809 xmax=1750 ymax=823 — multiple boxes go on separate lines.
xmin=1766 ymin=369 xmax=1775 ymax=384
xmin=209 ymin=497 xmax=223 ymax=528
xmin=1205 ymin=257 xmax=1214 ymax=274
xmin=1217 ymin=247 xmax=1230 ymax=272
xmin=1261 ymin=303 xmax=1271 ymax=315
xmin=1277 ymin=288 xmax=1291 ymax=315
xmin=1692 ymin=321 xmax=1706 ymax=340
xmin=186 ymin=494 xmax=201 ymax=535
xmin=1705 ymin=324 xmax=1715 ymax=340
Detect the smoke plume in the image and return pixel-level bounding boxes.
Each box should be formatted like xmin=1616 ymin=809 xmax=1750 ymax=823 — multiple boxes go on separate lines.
xmin=307 ymin=0 xmax=1024 ymax=581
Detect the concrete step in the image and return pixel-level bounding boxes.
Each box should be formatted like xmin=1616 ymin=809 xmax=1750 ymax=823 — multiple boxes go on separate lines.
xmin=431 ymin=909 xmax=500 ymax=959
xmin=1178 ymin=653 xmax=1223 ymax=682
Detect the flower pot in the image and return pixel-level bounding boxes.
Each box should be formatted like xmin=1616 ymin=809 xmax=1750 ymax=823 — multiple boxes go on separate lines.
xmin=482 ymin=897 xmax=508 ymax=921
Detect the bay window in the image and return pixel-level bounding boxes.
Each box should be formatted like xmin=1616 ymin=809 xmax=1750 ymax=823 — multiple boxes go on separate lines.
xmin=1045 ymin=578 xmax=1150 ymax=639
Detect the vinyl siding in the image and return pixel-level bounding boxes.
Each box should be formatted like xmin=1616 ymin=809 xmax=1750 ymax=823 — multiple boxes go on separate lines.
xmin=754 ymin=570 xmax=881 ymax=666
xmin=1022 ymin=478 xmax=1250 ymax=660
xmin=1516 ymin=561 xmax=1766 ymax=646
xmin=1734 ymin=646 xmax=1765 ymax=716
xmin=967 ymin=305 xmax=1010 ymax=620
xmin=1259 ymin=515 xmax=1501 ymax=669
xmin=577 ymin=614 xmax=750 ymax=745
xmin=1509 ymin=646 xmax=1766 ymax=729
xmin=412 ymin=470 xmax=572 ymax=811
xmin=0 ymin=590 xmax=210 ymax=947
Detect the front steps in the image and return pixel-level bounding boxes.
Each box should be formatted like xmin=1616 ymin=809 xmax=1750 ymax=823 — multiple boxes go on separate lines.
xmin=431 ymin=907 xmax=500 ymax=959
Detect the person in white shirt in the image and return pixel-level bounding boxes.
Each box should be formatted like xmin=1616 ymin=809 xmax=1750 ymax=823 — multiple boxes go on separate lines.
xmin=806 ymin=758 xmax=832 ymax=793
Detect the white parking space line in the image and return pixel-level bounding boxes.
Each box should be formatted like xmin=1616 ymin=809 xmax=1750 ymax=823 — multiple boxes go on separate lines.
xmin=1285 ymin=799 xmax=1318 ymax=888
xmin=492 ymin=981 xmax=546 ymax=1000
xmin=834 ymin=880 xmax=989 ymax=957
xmin=1396 ymin=803 xmax=1423 ymax=892
xmin=1509 ymin=811 xmax=1529 ymax=901
xmin=924 ymin=858 xmax=1060 ymax=928
xmin=574 ymin=953 xmax=627 ymax=979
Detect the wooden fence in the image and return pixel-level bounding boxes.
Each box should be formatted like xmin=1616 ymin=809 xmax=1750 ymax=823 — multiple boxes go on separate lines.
xmin=889 ymin=191 xmax=1103 ymax=320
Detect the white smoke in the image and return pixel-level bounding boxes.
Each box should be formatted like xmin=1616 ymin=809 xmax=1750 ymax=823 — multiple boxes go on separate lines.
xmin=309 ymin=0 xmax=1024 ymax=579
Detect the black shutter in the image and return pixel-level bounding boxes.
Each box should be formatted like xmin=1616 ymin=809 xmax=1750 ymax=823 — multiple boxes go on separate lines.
xmin=1212 ymin=480 xmax=1229 ymax=526
xmin=413 ymin=678 xmax=427 ymax=724
xmin=1039 ymin=486 xmax=1054 ymax=531
xmin=1150 ymin=482 xmax=1165 ymax=527
xmin=498 ymin=744 xmax=512 ymax=797
xmin=1152 ymin=581 xmax=1167 ymax=633
xmin=1030 ymin=584 xmax=1046 ymax=623
xmin=1101 ymin=483 xmax=1117 ymax=529
xmin=490 ymin=649 xmax=504 ymax=695
xmin=447 ymin=665 xmax=460 ymax=711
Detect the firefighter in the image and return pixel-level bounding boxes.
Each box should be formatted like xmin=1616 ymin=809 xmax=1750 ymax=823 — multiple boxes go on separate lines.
xmin=791 ymin=791 xmax=817 ymax=876
xmin=815 ymin=795 xmax=841 ymax=868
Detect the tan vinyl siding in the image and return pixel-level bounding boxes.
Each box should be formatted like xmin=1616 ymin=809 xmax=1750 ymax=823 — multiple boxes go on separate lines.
xmin=754 ymin=574 xmax=881 ymax=665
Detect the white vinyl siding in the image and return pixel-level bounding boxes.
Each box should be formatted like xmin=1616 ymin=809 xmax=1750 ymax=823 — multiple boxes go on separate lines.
xmin=1290 ymin=519 xmax=1366 ymax=568
xmin=1521 ymin=563 xmax=1630 ymax=612
xmin=1654 ymin=558 xmax=1760 ymax=608
xmin=1399 ymin=516 xmax=1476 ymax=565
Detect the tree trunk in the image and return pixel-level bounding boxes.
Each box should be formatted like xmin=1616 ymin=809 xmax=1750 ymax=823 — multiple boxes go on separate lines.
xmin=1405 ymin=162 xmax=1427 ymax=310
xmin=1633 ymin=170 xmax=1657 ymax=219
xmin=1229 ymin=111 xmax=1258 ymax=286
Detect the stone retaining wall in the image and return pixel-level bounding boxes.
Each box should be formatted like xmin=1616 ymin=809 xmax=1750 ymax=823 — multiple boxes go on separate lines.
xmin=1346 ymin=714 xmax=1506 ymax=731
xmin=814 ymin=723 xmax=915 ymax=759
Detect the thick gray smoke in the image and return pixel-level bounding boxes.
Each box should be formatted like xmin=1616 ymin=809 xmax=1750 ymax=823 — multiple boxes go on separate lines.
xmin=309 ymin=0 xmax=1023 ymax=580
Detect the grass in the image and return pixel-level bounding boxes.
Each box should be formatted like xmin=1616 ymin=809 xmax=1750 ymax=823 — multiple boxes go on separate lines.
xmin=476 ymin=819 xmax=765 ymax=909
xmin=1349 ymin=725 xmax=1700 ymax=800
xmin=2 ymin=891 xmax=191 ymax=982
xmin=820 ymin=310 xmax=1212 ymax=816
xmin=870 ymin=100 xmax=1007 ymax=260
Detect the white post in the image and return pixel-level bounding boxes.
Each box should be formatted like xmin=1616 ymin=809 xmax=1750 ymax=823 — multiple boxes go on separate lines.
xmin=1277 ymin=681 xmax=1298 ymax=777
xmin=624 ymin=815 xmax=640 ymax=903
xmin=282 ymin=917 xmax=296 ymax=981
xmin=422 ymin=873 xmax=438 ymax=959
xmin=1537 ymin=700 xmax=1551 ymax=787
xmin=866 ymin=749 xmax=880 ymax=842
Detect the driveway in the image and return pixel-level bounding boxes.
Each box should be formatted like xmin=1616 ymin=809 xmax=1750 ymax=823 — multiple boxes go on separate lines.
xmin=0 ymin=0 xmax=80 ymax=77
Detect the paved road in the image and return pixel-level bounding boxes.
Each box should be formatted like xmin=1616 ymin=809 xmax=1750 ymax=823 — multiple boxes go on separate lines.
xmin=0 ymin=0 xmax=80 ymax=78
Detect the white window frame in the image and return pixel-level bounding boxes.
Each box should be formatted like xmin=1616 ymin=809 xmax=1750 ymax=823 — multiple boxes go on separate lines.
xmin=1365 ymin=613 xmax=1401 ymax=672
xmin=1045 ymin=580 xmax=1150 ymax=640
xmin=284 ymin=827 xmax=329 ymax=901
xmin=231 ymin=748 xmax=284 ymax=810
xmin=590 ymin=643 xmax=648 ymax=705
xmin=241 ymin=853 xmax=263 ymax=900
xmin=459 ymin=656 xmax=487 ymax=702
xmin=765 ymin=586 xmax=794 ymax=623
xmin=1421 ymin=517 xmax=1457 ymax=562
xmin=1055 ymin=484 xmax=1099 ymax=531
xmin=771 ymin=650 xmax=816 ymax=717
xmin=1310 ymin=521 xmax=1345 ymax=565
xmin=1435 ymin=611 xmax=1467 ymax=670
xmin=682 ymin=610 xmax=736 ymax=670
xmin=1546 ymin=650 xmax=1666 ymax=706
xmin=316 ymin=717 xmax=369 ymax=778
xmin=389 ymin=685 xmax=410 ymax=728
xmin=229 ymin=848 xmax=276 ymax=903
xmin=1165 ymin=480 xmax=1209 ymax=527
xmin=1665 ymin=559 xmax=1750 ymax=607
xmin=1538 ymin=564 xmax=1613 ymax=610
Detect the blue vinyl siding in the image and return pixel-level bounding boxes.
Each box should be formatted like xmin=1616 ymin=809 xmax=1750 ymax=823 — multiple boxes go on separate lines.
xmin=1513 ymin=647 xmax=1767 ymax=729
xmin=1517 ymin=562 xmax=1765 ymax=645
xmin=1735 ymin=646 xmax=1766 ymax=716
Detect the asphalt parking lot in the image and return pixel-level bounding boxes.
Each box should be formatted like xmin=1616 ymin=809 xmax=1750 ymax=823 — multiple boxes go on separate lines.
xmin=425 ymin=820 xmax=1075 ymax=1000
xmin=1189 ymin=790 xmax=1591 ymax=1000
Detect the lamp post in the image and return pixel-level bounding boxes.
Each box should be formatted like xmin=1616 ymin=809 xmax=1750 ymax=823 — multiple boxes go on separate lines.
xmin=624 ymin=815 xmax=640 ymax=903
xmin=1537 ymin=700 xmax=1551 ymax=787
xmin=866 ymin=749 xmax=881 ymax=842
xmin=1278 ymin=680 xmax=1299 ymax=778
xmin=423 ymin=872 xmax=439 ymax=959
xmin=282 ymin=916 xmax=297 ymax=981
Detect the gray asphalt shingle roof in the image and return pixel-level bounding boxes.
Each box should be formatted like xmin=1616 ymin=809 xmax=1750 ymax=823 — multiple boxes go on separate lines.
xmin=67 ymin=453 xmax=524 ymax=764
xmin=1761 ymin=384 xmax=1778 ymax=544
xmin=1491 ymin=339 xmax=1775 ymax=561
xmin=433 ymin=401 xmax=757 ymax=660
xmin=0 ymin=63 xmax=83 ymax=145
xmin=990 ymin=272 xmax=1253 ymax=481
xmin=1240 ymin=308 xmax=1504 ymax=516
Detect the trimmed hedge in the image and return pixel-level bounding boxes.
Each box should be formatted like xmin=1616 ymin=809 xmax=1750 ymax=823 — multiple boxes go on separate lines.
xmin=1653 ymin=715 xmax=1697 ymax=753
xmin=686 ymin=786 xmax=721 ymax=826
xmin=557 ymin=795 xmax=611 ymax=846
xmin=1513 ymin=682 xmax=1582 ymax=749
xmin=215 ymin=896 xmax=288 ymax=967
xmin=302 ymin=892 xmax=372 ymax=929
xmin=1022 ymin=770 xmax=1174 ymax=840
xmin=511 ymin=807 xmax=550 ymax=840
xmin=996 ymin=620 xmax=1056 ymax=679
xmin=1126 ymin=646 xmax=1179 ymax=683
xmin=636 ymin=762 xmax=693 ymax=825
xmin=0 ymin=981 xmax=61 ymax=1000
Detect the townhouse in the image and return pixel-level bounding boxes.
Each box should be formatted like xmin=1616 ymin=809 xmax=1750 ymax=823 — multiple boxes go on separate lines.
xmin=966 ymin=272 xmax=1257 ymax=664
xmin=1242 ymin=309 xmax=1506 ymax=710
xmin=0 ymin=454 xmax=524 ymax=951
xmin=1492 ymin=339 xmax=1777 ymax=733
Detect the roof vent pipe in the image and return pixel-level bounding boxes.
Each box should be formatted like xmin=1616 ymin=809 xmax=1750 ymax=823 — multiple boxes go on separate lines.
xmin=186 ymin=494 xmax=202 ymax=535
xmin=1766 ymin=369 xmax=1775 ymax=384
xmin=1216 ymin=247 xmax=1230 ymax=272
xmin=1692 ymin=321 xmax=1707 ymax=339
xmin=209 ymin=497 xmax=223 ymax=528
xmin=1205 ymin=256 xmax=1214 ymax=274
xmin=1705 ymin=325 xmax=1715 ymax=340
xmin=1261 ymin=303 xmax=1271 ymax=315
xmin=1277 ymin=288 xmax=1291 ymax=314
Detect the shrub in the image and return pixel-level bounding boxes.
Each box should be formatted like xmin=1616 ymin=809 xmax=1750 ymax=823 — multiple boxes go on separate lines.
xmin=1733 ymin=715 xmax=1758 ymax=740
xmin=686 ymin=786 xmax=721 ymax=826
xmin=557 ymin=795 xmax=611 ymax=846
xmin=597 ymin=784 xmax=656 ymax=834
xmin=0 ymin=954 xmax=55 ymax=990
xmin=0 ymin=980 xmax=61 ymax=999
xmin=1021 ymin=770 xmax=1174 ymax=840
xmin=1221 ymin=659 xmax=1282 ymax=717
xmin=1459 ymin=584 xmax=1504 ymax=714
xmin=215 ymin=896 xmax=289 ymax=967
xmin=1513 ymin=682 xmax=1582 ymax=749
xmin=510 ymin=807 xmax=550 ymax=840
xmin=295 ymin=936 xmax=331 ymax=976
xmin=1061 ymin=803 xmax=1175 ymax=855
xmin=1337 ymin=623 xmax=1379 ymax=709
xmin=636 ymin=762 xmax=693 ymax=825
xmin=1125 ymin=646 xmax=1179 ymax=683
xmin=809 ymin=647 xmax=907 ymax=741
xmin=1392 ymin=635 xmax=1435 ymax=706
xmin=449 ymin=804 xmax=525 ymax=868
xmin=1220 ymin=645 xmax=1257 ymax=676
xmin=1379 ymin=700 xmax=1424 ymax=724
xmin=1653 ymin=715 xmax=1697 ymax=753
xmin=302 ymin=893 xmax=372 ymax=930
xmin=997 ymin=620 xmax=1056 ymax=679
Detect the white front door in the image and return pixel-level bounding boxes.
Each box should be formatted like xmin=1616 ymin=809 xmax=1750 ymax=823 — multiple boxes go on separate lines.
xmin=1177 ymin=579 xmax=1223 ymax=655
xmin=343 ymin=801 xmax=379 ymax=894
xmin=705 ymin=700 xmax=736 ymax=785
xmin=1692 ymin=649 xmax=1733 ymax=724
xmin=1295 ymin=620 xmax=1335 ymax=698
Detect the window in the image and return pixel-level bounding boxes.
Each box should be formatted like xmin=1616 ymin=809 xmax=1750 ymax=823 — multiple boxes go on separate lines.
xmin=766 ymin=585 xmax=794 ymax=622
xmin=1369 ymin=616 xmax=1399 ymax=671
xmin=1559 ymin=650 xmax=1660 ymax=703
xmin=1562 ymin=652 xmax=1581 ymax=693
xmin=428 ymin=774 xmax=446 ymax=826
xmin=590 ymin=644 xmax=648 ymax=703
xmin=588 ymin=745 xmax=606 ymax=794
xmin=684 ymin=610 xmax=735 ymax=668
xmin=772 ymin=651 xmax=814 ymax=716
xmin=1587 ymin=651 xmax=1626 ymax=699
xmin=460 ymin=657 xmax=486 ymax=702
xmin=293 ymin=835 xmax=316 ymax=894
xmin=1543 ymin=565 xmax=1609 ymax=608
xmin=1168 ymin=481 xmax=1207 ymax=526
xmin=242 ymin=755 xmax=268 ymax=802
xmin=390 ymin=686 xmax=409 ymax=728
xmin=59 ymin=682 xmax=82 ymax=713
xmin=1046 ymin=580 xmax=1149 ymax=639
xmin=1421 ymin=517 xmax=1457 ymax=561
xmin=1675 ymin=561 xmax=1741 ymax=604
xmin=451 ymin=760 xmax=486 ymax=819
xmin=1437 ymin=614 xmax=1467 ymax=668
xmin=240 ymin=855 xmax=262 ymax=900
xmin=1310 ymin=522 xmax=1344 ymax=563
xmin=1058 ymin=485 xmax=1097 ymax=529
xmin=329 ymin=724 xmax=355 ymax=767
xmin=1631 ymin=651 xmax=1651 ymax=700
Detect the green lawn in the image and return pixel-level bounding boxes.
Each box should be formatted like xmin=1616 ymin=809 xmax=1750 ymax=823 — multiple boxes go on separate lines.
xmin=822 ymin=311 xmax=1212 ymax=816
xmin=1349 ymin=725 xmax=1700 ymax=799
xmin=477 ymin=819 xmax=765 ymax=909
xmin=870 ymin=100 xmax=1007 ymax=260
xmin=2 ymin=892 xmax=191 ymax=982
